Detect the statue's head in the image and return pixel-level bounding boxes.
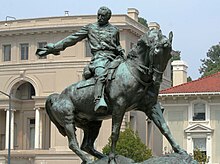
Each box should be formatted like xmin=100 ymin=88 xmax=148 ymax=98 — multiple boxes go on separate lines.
xmin=97 ymin=6 xmax=112 ymax=26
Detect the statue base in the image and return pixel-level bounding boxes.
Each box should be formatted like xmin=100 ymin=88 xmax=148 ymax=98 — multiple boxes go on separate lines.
xmin=92 ymin=153 xmax=198 ymax=164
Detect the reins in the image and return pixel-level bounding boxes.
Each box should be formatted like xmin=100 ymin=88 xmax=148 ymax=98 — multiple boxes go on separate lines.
xmin=125 ymin=60 xmax=153 ymax=88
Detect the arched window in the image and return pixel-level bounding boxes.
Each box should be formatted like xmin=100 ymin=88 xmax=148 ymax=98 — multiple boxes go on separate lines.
xmin=15 ymin=82 xmax=35 ymax=100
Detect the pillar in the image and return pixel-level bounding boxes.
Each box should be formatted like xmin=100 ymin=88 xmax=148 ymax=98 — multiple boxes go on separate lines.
xmin=5 ymin=108 xmax=15 ymax=150
xmin=34 ymin=107 xmax=43 ymax=149
xmin=186 ymin=133 xmax=193 ymax=155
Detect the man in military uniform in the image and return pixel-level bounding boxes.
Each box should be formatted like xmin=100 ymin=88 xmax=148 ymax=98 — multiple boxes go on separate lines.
xmin=36 ymin=6 xmax=125 ymax=113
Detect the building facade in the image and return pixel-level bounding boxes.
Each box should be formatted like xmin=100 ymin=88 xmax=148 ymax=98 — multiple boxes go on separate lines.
xmin=0 ymin=9 xmax=171 ymax=164
xmin=159 ymin=67 xmax=220 ymax=163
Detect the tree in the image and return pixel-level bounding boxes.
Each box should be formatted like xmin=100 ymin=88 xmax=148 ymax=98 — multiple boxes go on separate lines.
xmin=171 ymin=50 xmax=181 ymax=62
xmin=138 ymin=17 xmax=148 ymax=27
xmin=193 ymin=148 xmax=209 ymax=163
xmin=187 ymin=76 xmax=192 ymax=82
xmin=199 ymin=43 xmax=220 ymax=77
xmin=171 ymin=50 xmax=181 ymax=86
xmin=102 ymin=126 xmax=152 ymax=162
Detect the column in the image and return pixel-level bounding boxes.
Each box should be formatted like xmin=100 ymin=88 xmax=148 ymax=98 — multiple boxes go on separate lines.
xmin=206 ymin=133 xmax=212 ymax=163
xmin=34 ymin=107 xmax=43 ymax=149
xmin=5 ymin=108 xmax=15 ymax=150
xmin=186 ymin=133 xmax=193 ymax=155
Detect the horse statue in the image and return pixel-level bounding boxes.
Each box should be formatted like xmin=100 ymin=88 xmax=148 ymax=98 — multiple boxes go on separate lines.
xmin=43 ymin=29 xmax=186 ymax=164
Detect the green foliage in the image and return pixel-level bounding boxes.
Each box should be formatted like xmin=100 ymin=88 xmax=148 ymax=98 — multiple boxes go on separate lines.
xmin=102 ymin=127 xmax=152 ymax=162
xmin=187 ymin=76 xmax=192 ymax=82
xmin=138 ymin=17 xmax=148 ymax=27
xmin=199 ymin=43 xmax=220 ymax=77
xmin=171 ymin=50 xmax=181 ymax=62
xmin=193 ymin=148 xmax=208 ymax=163
xmin=171 ymin=50 xmax=181 ymax=86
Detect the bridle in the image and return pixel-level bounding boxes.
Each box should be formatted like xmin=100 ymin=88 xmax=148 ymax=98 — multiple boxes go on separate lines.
xmin=125 ymin=39 xmax=169 ymax=88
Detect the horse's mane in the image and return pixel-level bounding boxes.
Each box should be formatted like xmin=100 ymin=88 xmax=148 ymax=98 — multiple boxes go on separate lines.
xmin=127 ymin=29 xmax=165 ymax=60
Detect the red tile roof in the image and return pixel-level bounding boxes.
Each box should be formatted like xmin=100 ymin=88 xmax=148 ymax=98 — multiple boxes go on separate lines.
xmin=160 ymin=72 xmax=220 ymax=94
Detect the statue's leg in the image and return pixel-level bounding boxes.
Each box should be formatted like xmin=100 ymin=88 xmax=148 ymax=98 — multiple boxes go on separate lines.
xmin=94 ymin=67 xmax=108 ymax=113
xmin=65 ymin=123 xmax=92 ymax=164
xmin=147 ymin=102 xmax=186 ymax=154
xmin=81 ymin=120 xmax=106 ymax=159
xmin=110 ymin=107 xmax=125 ymax=160
xmin=55 ymin=96 xmax=92 ymax=164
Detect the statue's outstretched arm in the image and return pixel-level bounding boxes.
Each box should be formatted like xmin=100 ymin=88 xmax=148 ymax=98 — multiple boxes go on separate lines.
xmin=36 ymin=25 xmax=89 ymax=57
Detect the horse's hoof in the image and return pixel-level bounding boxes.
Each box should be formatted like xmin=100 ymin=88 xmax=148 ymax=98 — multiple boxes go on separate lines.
xmin=178 ymin=149 xmax=188 ymax=155
xmin=108 ymin=153 xmax=115 ymax=160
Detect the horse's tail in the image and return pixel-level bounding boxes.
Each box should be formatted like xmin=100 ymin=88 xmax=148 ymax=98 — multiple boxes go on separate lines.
xmin=45 ymin=94 xmax=67 ymax=137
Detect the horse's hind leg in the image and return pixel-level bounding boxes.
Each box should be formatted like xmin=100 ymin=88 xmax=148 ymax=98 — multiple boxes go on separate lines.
xmin=55 ymin=96 xmax=92 ymax=164
xmin=65 ymin=123 xmax=92 ymax=164
xmin=81 ymin=121 xmax=106 ymax=159
xmin=146 ymin=102 xmax=186 ymax=154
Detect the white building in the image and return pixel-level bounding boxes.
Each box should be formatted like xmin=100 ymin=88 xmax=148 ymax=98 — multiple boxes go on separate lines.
xmin=159 ymin=60 xmax=220 ymax=163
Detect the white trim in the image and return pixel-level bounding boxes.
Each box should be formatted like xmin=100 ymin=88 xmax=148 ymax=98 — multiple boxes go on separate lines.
xmin=188 ymin=99 xmax=210 ymax=123
xmin=161 ymin=104 xmax=189 ymax=107
xmin=184 ymin=124 xmax=213 ymax=164
xmin=159 ymin=92 xmax=220 ymax=97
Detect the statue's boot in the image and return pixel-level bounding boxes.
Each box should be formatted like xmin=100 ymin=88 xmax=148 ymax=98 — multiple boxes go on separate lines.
xmin=94 ymin=81 xmax=107 ymax=113
xmin=94 ymin=97 xmax=107 ymax=113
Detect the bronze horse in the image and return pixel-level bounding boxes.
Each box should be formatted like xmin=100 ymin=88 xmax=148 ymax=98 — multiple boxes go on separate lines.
xmin=44 ymin=29 xmax=185 ymax=163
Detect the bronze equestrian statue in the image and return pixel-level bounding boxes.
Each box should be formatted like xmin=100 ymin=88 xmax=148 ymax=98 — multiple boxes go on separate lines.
xmin=36 ymin=7 xmax=188 ymax=164
xmin=36 ymin=6 xmax=125 ymax=113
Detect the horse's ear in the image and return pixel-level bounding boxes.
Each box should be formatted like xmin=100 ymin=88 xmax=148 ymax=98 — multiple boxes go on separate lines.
xmin=169 ymin=31 xmax=173 ymax=44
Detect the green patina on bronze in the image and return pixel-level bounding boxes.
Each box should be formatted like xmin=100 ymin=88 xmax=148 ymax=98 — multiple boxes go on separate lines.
xmin=36 ymin=6 xmax=195 ymax=164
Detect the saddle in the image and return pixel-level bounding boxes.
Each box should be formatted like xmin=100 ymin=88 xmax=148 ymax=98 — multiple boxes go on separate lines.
xmin=77 ymin=58 xmax=122 ymax=89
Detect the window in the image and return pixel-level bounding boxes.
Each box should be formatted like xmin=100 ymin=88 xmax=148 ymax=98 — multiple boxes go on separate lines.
xmin=20 ymin=43 xmax=29 ymax=60
xmin=15 ymin=82 xmax=35 ymax=100
xmin=85 ymin=40 xmax=92 ymax=57
xmin=3 ymin=44 xmax=11 ymax=61
xmin=29 ymin=119 xmax=35 ymax=149
xmin=38 ymin=42 xmax=47 ymax=59
xmin=193 ymin=102 xmax=206 ymax=121
xmin=193 ymin=138 xmax=206 ymax=155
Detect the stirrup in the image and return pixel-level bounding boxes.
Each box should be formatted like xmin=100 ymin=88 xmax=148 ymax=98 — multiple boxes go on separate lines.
xmin=94 ymin=97 xmax=107 ymax=113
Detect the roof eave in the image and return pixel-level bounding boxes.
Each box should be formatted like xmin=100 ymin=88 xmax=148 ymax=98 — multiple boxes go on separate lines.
xmin=159 ymin=92 xmax=220 ymax=97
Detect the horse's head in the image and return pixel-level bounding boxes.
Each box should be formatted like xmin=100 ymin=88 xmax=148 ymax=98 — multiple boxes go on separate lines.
xmin=143 ymin=29 xmax=173 ymax=84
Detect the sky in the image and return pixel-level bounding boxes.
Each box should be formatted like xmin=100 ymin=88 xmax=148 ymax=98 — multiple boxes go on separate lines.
xmin=0 ymin=0 xmax=220 ymax=80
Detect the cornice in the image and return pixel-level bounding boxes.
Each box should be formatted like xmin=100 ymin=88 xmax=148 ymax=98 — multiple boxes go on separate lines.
xmin=0 ymin=15 xmax=147 ymax=37
xmin=0 ymin=59 xmax=90 ymax=72
xmin=159 ymin=92 xmax=220 ymax=97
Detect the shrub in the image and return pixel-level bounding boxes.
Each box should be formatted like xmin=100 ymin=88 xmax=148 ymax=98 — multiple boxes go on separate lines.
xmin=102 ymin=127 xmax=152 ymax=162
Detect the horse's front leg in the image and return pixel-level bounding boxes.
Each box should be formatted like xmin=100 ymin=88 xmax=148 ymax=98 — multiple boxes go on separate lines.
xmin=147 ymin=102 xmax=186 ymax=154
xmin=109 ymin=106 xmax=125 ymax=163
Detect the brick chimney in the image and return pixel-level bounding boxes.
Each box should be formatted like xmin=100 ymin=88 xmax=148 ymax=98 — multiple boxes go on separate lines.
xmin=127 ymin=8 xmax=139 ymax=21
xmin=172 ymin=60 xmax=188 ymax=86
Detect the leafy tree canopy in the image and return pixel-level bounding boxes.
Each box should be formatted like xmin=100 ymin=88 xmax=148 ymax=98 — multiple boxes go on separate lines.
xmin=199 ymin=43 xmax=220 ymax=77
xmin=138 ymin=17 xmax=148 ymax=27
xmin=171 ymin=50 xmax=181 ymax=62
xmin=102 ymin=127 xmax=152 ymax=162
xmin=187 ymin=76 xmax=192 ymax=82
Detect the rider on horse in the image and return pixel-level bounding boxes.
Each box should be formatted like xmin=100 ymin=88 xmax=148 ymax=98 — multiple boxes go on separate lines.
xmin=36 ymin=6 xmax=125 ymax=113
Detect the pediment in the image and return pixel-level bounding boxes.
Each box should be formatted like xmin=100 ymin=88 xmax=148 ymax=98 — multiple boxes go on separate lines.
xmin=184 ymin=124 xmax=213 ymax=133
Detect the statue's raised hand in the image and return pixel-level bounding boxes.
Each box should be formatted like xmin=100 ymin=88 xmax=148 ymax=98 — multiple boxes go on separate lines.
xmin=36 ymin=43 xmax=60 ymax=57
